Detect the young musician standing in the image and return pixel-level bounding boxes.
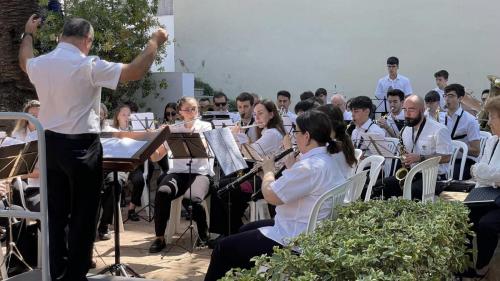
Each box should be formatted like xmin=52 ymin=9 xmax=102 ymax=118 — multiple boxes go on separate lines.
xmin=204 ymin=110 xmax=350 ymax=281
xmin=444 ymin=84 xmax=481 ymax=180
xmin=19 ymin=15 xmax=168 ymax=280
xmin=148 ymin=97 xmax=213 ymax=253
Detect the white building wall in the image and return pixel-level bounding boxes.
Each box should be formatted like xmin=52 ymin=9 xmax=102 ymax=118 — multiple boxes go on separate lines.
xmin=173 ymin=0 xmax=500 ymax=103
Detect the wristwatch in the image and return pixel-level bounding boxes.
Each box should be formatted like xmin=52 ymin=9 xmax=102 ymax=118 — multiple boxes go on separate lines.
xmin=21 ymin=32 xmax=33 ymax=40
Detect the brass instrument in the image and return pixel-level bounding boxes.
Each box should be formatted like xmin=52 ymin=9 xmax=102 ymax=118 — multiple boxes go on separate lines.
xmin=478 ymin=75 xmax=500 ymax=131
xmin=434 ymin=108 xmax=440 ymax=121
xmin=395 ymin=126 xmax=408 ymax=187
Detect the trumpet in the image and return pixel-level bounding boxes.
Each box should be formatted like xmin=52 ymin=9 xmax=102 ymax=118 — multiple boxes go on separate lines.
xmin=217 ymin=148 xmax=294 ymax=197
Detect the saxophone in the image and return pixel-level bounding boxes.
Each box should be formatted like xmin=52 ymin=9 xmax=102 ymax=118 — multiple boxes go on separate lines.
xmin=395 ymin=126 xmax=408 ymax=187
xmin=434 ymin=108 xmax=440 ymax=121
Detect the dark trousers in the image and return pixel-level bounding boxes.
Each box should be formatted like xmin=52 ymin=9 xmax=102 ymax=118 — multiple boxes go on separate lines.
xmin=452 ymin=158 xmax=475 ymax=180
xmin=45 ymin=131 xmax=102 ymax=281
xmin=98 ymin=172 xmax=126 ymax=231
xmin=377 ymin=174 xmax=446 ymax=201
xmin=128 ymin=166 xmax=145 ymax=207
xmin=154 ymin=173 xmax=209 ymax=237
xmin=468 ymin=205 xmax=500 ymax=269
xmin=204 ymin=219 xmax=280 ymax=281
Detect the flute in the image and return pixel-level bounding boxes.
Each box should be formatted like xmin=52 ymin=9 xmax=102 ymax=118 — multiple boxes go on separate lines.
xmin=239 ymin=123 xmax=263 ymax=129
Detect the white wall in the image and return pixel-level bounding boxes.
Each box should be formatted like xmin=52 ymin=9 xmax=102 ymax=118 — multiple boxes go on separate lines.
xmin=152 ymin=15 xmax=175 ymax=72
xmin=173 ymin=0 xmax=500 ymax=103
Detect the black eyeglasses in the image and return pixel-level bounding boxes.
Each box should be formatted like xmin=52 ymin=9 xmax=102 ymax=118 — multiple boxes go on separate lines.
xmin=214 ymin=102 xmax=227 ymax=107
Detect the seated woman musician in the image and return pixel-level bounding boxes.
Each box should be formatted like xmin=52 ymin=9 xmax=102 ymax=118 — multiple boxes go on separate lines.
xmin=464 ymin=95 xmax=500 ymax=278
xmin=209 ymin=99 xmax=286 ymax=238
xmin=204 ymin=110 xmax=351 ymax=281
xmin=148 ymin=96 xmax=214 ymax=253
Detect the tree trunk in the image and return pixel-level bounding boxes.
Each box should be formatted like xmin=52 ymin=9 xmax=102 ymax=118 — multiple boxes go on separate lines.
xmin=0 ymin=0 xmax=39 ymax=131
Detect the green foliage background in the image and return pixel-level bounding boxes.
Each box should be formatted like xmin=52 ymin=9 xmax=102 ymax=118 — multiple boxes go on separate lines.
xmin=36 ymin=0 xmax=167 ymax=112
xmin=223 ymin=199 xmax=473 ymax=281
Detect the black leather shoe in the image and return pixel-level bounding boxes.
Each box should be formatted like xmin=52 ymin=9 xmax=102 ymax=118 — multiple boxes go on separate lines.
xmin=149 ymin=238 xmax=166 ymax=253
xmin=207 ymin=235 xmax=225 ymax=249
xmin=128 ymin=210 xmax=140 ymax=222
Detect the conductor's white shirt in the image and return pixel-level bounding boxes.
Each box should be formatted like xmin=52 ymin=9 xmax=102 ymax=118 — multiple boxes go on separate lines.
xmin=259 ymin=146 xmax=348 ymax=245
xmin=167 ymin=119 xmax=214 ymax=176
xmin=401 ymin=117 xmax=452 ymax=175
xmin=26 ymin=42 xmax=122 ymax=134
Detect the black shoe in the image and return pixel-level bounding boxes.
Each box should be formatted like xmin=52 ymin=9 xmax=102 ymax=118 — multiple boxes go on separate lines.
xmin=128 ymin=209 xmax=140 ymax=222
xmin=98 ymin=231 xmax=111 ymax=241
xmin=149 ymin=238 xmax=166 ymax=253
xmin=89 ymin=260 xmax=96 ymax=269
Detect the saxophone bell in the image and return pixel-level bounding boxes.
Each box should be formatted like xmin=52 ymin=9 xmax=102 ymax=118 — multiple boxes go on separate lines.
xmin=395 ymin=125 xmax=409 ymax=188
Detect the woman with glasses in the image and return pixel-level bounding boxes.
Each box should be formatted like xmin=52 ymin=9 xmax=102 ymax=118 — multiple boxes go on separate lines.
xmin=204 ymin=110 xmax=350 ymax=280
xmin=163 ymin=102 xmax=178 ymax=124
xmin=148 ymin=96 xmax=214 ymax=253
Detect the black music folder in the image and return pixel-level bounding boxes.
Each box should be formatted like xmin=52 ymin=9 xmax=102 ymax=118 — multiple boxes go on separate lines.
xmin=464 ymin=186 xmax=500 ymax=208
xmin=0 ymin=140 xmax=38 ymax=180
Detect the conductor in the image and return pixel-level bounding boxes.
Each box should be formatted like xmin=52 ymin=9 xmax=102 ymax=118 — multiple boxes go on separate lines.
xmin=19 ymin=15 xmax=168 ymax=281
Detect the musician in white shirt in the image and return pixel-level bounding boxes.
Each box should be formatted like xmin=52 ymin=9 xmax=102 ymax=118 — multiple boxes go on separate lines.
xmin=276 ymin=90 xmax=297 ymax=124
xmin=433 ymin=70 xmax=448 ymax=109
xmin=379 ymin=95 xmax=452 ymax=200
xmin=149 ymin=97 xmax=213 ymax=253
xmin=444 ymin=83 xmax=481 ymax=180
xmin=234 ymin=92 xmax=258 ymax=143
xmin=376 ymin=89 xmax=406 ymax=138
xmin=349 ymin=96 xmax=385 ymax=155
xmin=374 ymin=56 xmax=413 ymax=114
xmin=465 ymin=95 xmax=500 ymax=278
xmin=424 ymin=90 xmax=446 ymax=123
xmin=251 ymin=100 xmax=287 ymax=156
xmin=204 ymin=110 xmax=350 ymax=281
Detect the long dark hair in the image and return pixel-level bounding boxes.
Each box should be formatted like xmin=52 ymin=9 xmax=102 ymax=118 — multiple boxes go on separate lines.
xmin=295 ymin=110 xmax=335 ymax=152
xmin=317 ymin=104 xmax=357 ymax=167
xmin=163 ymin=102 xmax=177 ymax=123
xmin=255 ymin=99 xmax=286 ymax=138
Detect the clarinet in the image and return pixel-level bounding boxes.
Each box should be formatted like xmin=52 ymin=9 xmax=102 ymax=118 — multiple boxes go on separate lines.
xmin=217 ymin=148 xmax=294 ymax=197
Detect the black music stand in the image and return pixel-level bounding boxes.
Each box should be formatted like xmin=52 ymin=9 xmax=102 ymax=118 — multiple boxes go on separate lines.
xmin=0 ymin=140 xmax=38 ymax=274
xmin=98 ymin=128 xmax=168 ymax=277
xmin=162 ymin=126 xmax=209 ymax=253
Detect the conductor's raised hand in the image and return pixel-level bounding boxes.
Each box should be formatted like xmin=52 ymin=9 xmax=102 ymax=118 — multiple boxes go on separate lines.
xmin=25 ymin=14 xmax=42 ymax=35
xmin=151 ymin=28 xmax=169 ymax=46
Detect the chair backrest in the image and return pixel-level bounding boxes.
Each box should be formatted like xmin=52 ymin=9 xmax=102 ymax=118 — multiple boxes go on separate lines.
xmin=306 ymin=179 xmax=351 ymax=234
xmin=354 ymin=149 xmax=363 ymax=162
xmin=383 ymin=137 xmax=399 ymax=177
xmin=479 ymin=131 xmax=492 ymax=159
xmin=344 ymin=170 xmax=369 ymax=203
xmin=402 ymin=157 xmax=441 ymax=202
xmin=352 ymin=155 xmax=385 ymax=202
xmin=448 ymin=140 xmax=468 ymax=180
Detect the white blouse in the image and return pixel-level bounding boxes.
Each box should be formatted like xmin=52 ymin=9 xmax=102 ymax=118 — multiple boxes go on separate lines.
xmin=472 ymin=135 xmax=500 ymax=187
xmin=167 ymin=119 xmax=214 ymax=176
xmin=259 ymin=146 xmax=348 ymax=245
xmin=251 ymin=128 xmax=283 ymax=157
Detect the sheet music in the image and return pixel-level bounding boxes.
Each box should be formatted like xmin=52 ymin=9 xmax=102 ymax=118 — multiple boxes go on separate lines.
xmin=101 ymin=137 xmax=147 ymax=158
xmin=203 ymin=128 xmax=247 ymax=175
xmin=361 ymin=133 xmax=395 ymax=158
xmin=130 ymin=112 xmax=155 ymax=131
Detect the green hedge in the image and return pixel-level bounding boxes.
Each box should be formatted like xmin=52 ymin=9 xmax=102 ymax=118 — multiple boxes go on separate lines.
xmin=222 ymin=199 xmax=473 ymax=281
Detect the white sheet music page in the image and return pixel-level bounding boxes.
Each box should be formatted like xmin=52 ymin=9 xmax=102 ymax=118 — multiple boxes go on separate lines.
xmin=101 ymin=137 xmax=147 ymax=158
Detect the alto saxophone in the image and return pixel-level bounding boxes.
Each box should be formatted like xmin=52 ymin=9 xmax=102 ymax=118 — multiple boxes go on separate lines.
xmin=395 ymin=126 xmax=409 ymax=187
xmin=434 ymin=108 xmax=440 ymax=121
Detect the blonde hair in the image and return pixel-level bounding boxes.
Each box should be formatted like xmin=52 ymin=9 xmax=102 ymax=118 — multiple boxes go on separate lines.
xmin=112 ymin=104 xmax=131 ymax=129
xmin=12 ymin=100 xmax=40 ymax=138
xmin=485 ymin=95 xmax=500 ymax=116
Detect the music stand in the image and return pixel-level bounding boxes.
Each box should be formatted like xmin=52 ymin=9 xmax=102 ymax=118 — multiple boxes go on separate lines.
xmin=98 ymin=127 xmax=168 ymax=277
xmin=0 ymin=140 xmax=38 ymax=275
xmin=163 ymin=126 xmax=209 ymax=252
xmin=203 ymin=128 xmax=248 ymax=234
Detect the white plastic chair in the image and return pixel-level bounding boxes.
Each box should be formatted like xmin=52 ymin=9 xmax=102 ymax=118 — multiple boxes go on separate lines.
xmin=306 ymin=179 xmax=351 ymax=234
xmin=353 ymin=155 xmax=385 ymax=202
xmin=344 ymin=170 xmax=369 ymax=203
xmin=448 ymin=140 xmax=468 ymax=180
xmin=479 ymin=131 xmax=492 ymax=160
xmin=354 ymin=148 xmax=363 ymax=164
xmin=249 ymin=199 xmax=271 ymax=222
xmin=402 ymin=157 xmax=441 ymax=203
xmin=384 ymin=137 xmax=399 ymax=177
xmin=165 ymin=195 xmax=210 ymax=243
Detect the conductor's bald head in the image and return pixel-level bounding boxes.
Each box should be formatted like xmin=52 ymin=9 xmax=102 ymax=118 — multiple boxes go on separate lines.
xmin=403 ymin=95 xmax=426 ymax=127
